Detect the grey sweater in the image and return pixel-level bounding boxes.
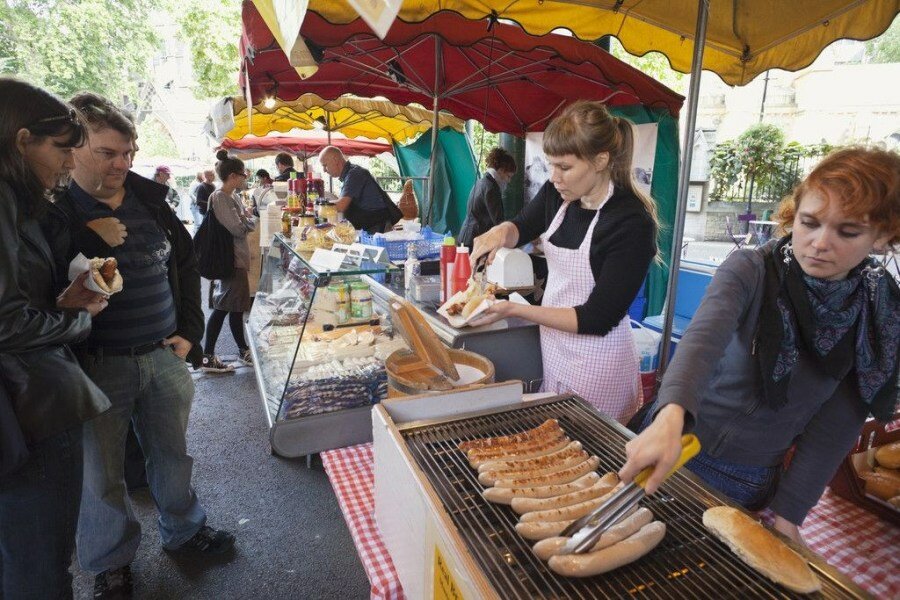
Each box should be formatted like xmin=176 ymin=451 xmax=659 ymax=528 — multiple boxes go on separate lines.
xmin=656 ymin=243 xmax=871 ymax=524
xmin=210 ymin=190 xmax=256 ymax=270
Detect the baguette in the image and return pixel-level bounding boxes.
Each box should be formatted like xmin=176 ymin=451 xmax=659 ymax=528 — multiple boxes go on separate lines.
xmin=703 ymin=506 xmax=821 ymax=594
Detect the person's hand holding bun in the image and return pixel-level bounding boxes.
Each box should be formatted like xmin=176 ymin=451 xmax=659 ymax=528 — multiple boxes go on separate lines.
xmin=89 ymin=257 xmax=123 ymax=295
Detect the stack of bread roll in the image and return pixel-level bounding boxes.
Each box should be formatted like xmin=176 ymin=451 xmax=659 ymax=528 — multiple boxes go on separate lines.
xmin=862 ymin=441 xmax=900 ymax=508
xmin=459 ymin=419 xmax=666 ymax=577
xmin=399 ymin=179 xmax=418 ymax=220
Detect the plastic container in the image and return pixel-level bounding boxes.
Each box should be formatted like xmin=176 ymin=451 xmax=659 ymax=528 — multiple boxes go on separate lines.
xmin=452 ymin=246 xmax=472 ymax=296
xmin=440 ymin=236 xmax=456 ymax=303
xmin=358 ymin=227 xmax=446 ymax=262
xmin=631 ymin=320 xmax=662 ymax=406
xmin=350 ymin=281 xmax=373 ymax=320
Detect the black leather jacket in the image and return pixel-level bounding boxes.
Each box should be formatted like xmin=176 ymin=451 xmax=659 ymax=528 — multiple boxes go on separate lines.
xmin=0 ymin=182 xmax=110 ymax=443
xmin=45 ymin=172 xmax=205 ymax=368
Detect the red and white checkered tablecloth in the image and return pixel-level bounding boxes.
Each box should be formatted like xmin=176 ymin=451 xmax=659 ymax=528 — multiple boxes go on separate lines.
xmin=323 ymin=443 xmax=899 ymax=600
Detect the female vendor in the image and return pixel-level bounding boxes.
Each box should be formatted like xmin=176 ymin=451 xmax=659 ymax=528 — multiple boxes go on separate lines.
xmin=471 ymin=101 xmax=658 ymax=423
xmin=458 ymin=147 xmax=517 ymax=248
xmin=620 ymin=147 xmax=900 ymax=543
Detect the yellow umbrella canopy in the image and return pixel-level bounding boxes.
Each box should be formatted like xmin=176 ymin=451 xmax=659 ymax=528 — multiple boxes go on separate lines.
xmin=297 ymin=0 xmax=899 ymax=85
xmin=227 ymin=93 xmax=465 ymax=144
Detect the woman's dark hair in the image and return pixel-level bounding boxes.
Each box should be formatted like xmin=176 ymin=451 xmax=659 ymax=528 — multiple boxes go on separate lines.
xmin=0 ymin=77 xmax=86 ymax=213
xmin=215 ymin=149 xmax=245 ymax=181
xmin=255 ymin=169 xmax=271 ymax=180
xmin=274 ymin=152 xmax=293 ymax=168
xmin=485 ymin=147 xmax=517 ymax=173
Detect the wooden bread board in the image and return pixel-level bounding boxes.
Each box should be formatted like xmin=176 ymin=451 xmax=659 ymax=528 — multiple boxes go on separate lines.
xmin=389 ymin=298 xmax=460 ymax=380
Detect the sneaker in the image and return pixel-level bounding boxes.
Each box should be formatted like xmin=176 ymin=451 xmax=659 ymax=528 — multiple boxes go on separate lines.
xmin=168 ymin=525 xmax=235 ymax=555
xmin=93 ymin=565 xmax=133 ymax=599
xmin=238 ymin=348 xmax=253 ymax=367
xmin=200 ymin=354 xmax=234 ymax=373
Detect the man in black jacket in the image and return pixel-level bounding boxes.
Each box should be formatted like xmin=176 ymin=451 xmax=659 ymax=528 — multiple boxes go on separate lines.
xmin=46 ymin=92 xmax=234 ymax=600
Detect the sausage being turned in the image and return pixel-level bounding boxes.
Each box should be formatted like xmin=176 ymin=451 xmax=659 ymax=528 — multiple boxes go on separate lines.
xmin=532 ymin=507 xmax=655 ymax=561
xmin=547 ymin=521 xmax=667 ymax=577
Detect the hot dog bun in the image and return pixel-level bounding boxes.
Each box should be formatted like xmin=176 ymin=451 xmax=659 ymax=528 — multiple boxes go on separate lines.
xmin=89 ymin=257 xmax=123 ymax=294
xmin=703 ymin=506 xmax=820 ymax=594
xmin=874 ymin=441 xmax=900 ymax=469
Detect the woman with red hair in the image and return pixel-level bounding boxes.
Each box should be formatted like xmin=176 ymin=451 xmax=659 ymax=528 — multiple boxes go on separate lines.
xmin=621 ymin=147 xmax=900 ymax=543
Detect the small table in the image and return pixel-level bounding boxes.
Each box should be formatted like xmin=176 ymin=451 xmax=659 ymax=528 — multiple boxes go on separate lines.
xmin=749 ymin=220 xmax=778 ymax=245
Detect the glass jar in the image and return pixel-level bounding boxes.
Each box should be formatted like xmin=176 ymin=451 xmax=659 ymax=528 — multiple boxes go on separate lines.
xmin=349 ymin=281 xmax=373 ymax=320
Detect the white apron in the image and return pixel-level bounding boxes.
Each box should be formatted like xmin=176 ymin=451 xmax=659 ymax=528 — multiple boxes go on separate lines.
xmin=539 ymin=196 xmax=641 ymax=424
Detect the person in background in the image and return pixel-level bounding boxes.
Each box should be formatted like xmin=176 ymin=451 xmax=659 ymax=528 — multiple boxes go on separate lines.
xmin=458 ymin=147 xmax=517 ymax=248
xmin=272 ymin=151 xmax=297 ymax=182
xmin=0 ymin=77 xmax=110 ymax=600
xmin=49 ymin=92 xmax=233 ymax=599
xmin=194 ymin=169 xmax=216 ymax=220
xmin=200 ymin=150 xmax=256 ymax=373
xmin=318 ymin=145 xmax=393 ymax=234
xmin=152 ymin=165 xmax=181 ymax=213
xmin=188 ymin=171 xmax=203 ymax=225
xmin=252 ymin=168 xmax=276 ymax=215
xmin=620 ymin=148 xmax=900 ymax=544
xmin=470 ymin=101 xmax=657 ymax=424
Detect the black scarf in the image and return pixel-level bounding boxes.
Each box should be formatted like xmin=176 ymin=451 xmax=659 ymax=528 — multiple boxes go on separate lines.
xmin=756 ymin=236 xmax=900 ymax=422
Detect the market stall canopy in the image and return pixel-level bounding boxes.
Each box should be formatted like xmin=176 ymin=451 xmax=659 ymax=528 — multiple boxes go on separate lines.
xmin=227 ymin=93 xmax=464 ymax=144
xmin=240 ymin=7 xmax=684 ymax=134
xmin=219 ymin=132 xmax=392 ymax=160
xmin=296 ymin=0 xmax=899 ymax=86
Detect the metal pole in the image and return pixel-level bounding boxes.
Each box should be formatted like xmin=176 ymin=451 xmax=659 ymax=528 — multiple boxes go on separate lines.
xmin=758 ymin=71 xmax=770 ymax=123
xmin=426 ymin=37 xmax=442 ymax=227
xmin=657 ymin=0 xmax=710 ymax=378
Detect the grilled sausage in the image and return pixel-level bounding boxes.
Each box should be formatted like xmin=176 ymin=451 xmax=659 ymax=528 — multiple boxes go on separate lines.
xmin=518 ymin=485 xmax=625 ymax=523
xmin=547 ymin=521 xmax=667 ymax=577
xmin=482 ymin=472 xmax=599 ymax=505
xmin=511 ymin=473 xmax=619 ymax=515
xmin=458 ymin=419 xmax=561 ymax=452
xmin=531 ymin=507 xmax=654 ymax=560
xmin=492 ymin=456 xmax=599 ymax=489
xmin=477 ymin=441 xmax=584 ymax=474
xmin=515 ymin=519 xmax=574 ymax=541
xmin=478 ymin=450 xmax=590 ymax=486
xmin=468 ymin=436 xmax=572 ymax=469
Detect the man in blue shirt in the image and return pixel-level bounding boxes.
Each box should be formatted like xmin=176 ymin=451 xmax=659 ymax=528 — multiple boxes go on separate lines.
xmin=47 ymin=93 xmax=234 ymax=600
xmin=318 ymin=146 xmax=393 ymax=233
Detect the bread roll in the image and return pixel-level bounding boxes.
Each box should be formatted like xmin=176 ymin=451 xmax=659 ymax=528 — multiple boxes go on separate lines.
xmin=874 ymin=441 xmax=900 ymax=469
xmin=888 ymin=496 xmax=900 ymax=508
xmin=702 ymin=506 xmax=821 ymax=594
xmin=860 ymin=472 xmax=900 ymax=501
xmin=89 ymin=257 xmax=123 ymax=294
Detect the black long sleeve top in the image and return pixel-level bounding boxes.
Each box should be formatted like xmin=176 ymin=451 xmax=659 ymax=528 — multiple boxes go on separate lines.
xmin=511 ymin=181 xmax=656 ymax=335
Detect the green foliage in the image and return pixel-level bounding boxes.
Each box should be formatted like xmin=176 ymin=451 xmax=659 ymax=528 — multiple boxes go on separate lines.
xmin=172 ymin=0 xmax=241 ymax=99
xmin=470 ymin=120 xmax=500 ymax=173
xmin=865 ymin=16 xmax=900 ymax=63
xmin=136 ymin=119 xmax=179 ymax=158
xmin=608 ymin=39 xmax=686 ymax=95
xmin=709 ymin=124 xmax=826 ymax=202
xmin=0 ymin=0 xmax=162 ymax=102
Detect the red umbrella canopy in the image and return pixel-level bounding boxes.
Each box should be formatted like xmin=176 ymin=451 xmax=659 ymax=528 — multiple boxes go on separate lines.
xmin=240 ymin=7 xmax=684 ymax=134
xmin=219 ymin=134 xmax=391 ymax=159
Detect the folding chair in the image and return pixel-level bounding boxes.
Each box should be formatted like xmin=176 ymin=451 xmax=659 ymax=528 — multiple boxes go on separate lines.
xmin=725 ymin=214 xmax=752 ymax=255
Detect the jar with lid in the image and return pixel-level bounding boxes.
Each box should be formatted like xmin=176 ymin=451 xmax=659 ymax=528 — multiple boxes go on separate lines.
xmin=349 ymin=281 xmax=373 ymax=320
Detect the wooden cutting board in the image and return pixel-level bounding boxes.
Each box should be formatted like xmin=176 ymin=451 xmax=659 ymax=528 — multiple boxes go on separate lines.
xmin=389 ymin=298 xmax=460 ymax=380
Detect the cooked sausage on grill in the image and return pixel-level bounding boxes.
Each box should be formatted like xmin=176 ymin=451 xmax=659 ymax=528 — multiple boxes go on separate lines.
xmin=468 ymin=435 xmax=571 ymax=469
xmin=458 ymin=419 xmax=561 ymax=452
xmin=477 ymin=441 xmax=584 ymax=474
xmin=478 ymin=450 xmax=590 ymax=486
xmin=511 ymin=473 xmax=619 ymax=514
xmin=492 ymin=456 xmax=599 ymax=489
xmin=532 ymin=507 xmax=655 ymax=560
xmin=482 ymin=472 xmax=599 ymax=505
xmin=547 ymin=521 xmax=667 ymax=577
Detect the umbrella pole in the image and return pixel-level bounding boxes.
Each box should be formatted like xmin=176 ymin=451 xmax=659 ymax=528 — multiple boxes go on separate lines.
xmin=657 ymin=0 xmax=710 ymax=378
xmin=426 ymin=37 xmax=442 ymax=227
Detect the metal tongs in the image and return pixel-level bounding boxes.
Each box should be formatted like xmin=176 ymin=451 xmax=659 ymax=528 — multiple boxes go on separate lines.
xmin=558 ymin=434 xmax=701 ymax=555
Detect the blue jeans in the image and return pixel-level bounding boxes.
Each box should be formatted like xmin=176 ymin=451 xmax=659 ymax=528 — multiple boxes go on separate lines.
xmin=638 ymin=403 xmax=779 ymax=510
xmin=191 ymin=204 xmax=203 ymax=232
xmin=0 ymin=426 xmax=83 ymax=599
xmin=76 ymin=347 xmax=206 ymax=574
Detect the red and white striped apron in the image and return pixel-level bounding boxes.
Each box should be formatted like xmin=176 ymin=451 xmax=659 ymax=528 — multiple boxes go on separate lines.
xmin=539 ymin=191 xmax=641 ymax=424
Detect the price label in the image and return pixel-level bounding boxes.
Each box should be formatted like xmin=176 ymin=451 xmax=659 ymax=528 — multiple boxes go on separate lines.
xmin=433 ymin=545 xmax=464 ymax=600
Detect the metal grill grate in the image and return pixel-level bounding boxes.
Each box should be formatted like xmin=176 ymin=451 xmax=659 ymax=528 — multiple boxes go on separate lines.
xmin=399 ymin=395 xmax=866 ymax=599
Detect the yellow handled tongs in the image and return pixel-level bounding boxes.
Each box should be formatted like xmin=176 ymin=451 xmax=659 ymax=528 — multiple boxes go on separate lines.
xmin=558 ymin=434 xmax=701 ymax=555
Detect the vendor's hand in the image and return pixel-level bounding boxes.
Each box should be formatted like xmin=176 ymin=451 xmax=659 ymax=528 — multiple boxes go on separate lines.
xmin=164 ymin=335 xmax=193 ymax=359
xmin=471 ymin=225 xmax=510 ymax=266
xmin=618 ymin=404 xmax=685 ymax=495
xmin=56 ymin=272 xmax=108 ymax=317
xmin=467 ymin=300 xmax=516 ymax=327
xmin=773 ymin=515 xmax=805 ymax=547
xmin=87 ymin=217 xmax=127 ymax=247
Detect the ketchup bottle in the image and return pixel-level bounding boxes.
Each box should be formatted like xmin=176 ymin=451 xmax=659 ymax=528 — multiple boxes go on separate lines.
xmin=453 ymin=246 xmax=472 ymax=297
xmin=439 ymin=236 xmax=456 ymax=303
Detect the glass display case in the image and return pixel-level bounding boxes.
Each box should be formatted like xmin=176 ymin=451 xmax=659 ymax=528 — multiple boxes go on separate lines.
xmin=247 ymin=234 xmax=406 ymax=457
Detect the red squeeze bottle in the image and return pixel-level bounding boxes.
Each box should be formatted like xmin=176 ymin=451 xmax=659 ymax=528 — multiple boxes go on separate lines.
xmin=439 ymin=236 xmax=456 ymax=303
xmin=453 ymin=246 xmax=472 ymax=297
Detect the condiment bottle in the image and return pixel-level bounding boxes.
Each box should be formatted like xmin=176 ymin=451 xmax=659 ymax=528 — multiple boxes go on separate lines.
xmin=440 ymin=236 xmax=456 ymax=302
xmin=452 ymin=246 xmax=471 ymax=296
xmin=281 ymin=209 xmax=292 ymax=236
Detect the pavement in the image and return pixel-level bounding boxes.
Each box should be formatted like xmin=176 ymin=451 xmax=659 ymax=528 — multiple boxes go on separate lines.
xmin=72 ymin=280 xmax=371 ymax=600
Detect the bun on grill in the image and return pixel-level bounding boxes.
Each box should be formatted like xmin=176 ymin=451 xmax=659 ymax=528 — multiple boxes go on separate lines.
xmin=702 ymin=506 xmax=820 ymax=594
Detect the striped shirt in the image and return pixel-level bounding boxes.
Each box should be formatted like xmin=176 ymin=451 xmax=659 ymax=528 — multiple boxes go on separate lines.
xmin=69 ymin=183 xmax=177 ymax=348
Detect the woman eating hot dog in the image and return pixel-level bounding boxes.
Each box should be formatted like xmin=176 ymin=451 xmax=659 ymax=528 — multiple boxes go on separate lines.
xmin=471 ymin=101 xmax=658 ymax=423
xmin=620 ymin=148 xmax=900 ymax=544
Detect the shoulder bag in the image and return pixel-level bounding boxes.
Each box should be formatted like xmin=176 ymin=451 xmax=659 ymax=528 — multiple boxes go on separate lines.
xmin=194 ymin=197 xmax=235 ymax=280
